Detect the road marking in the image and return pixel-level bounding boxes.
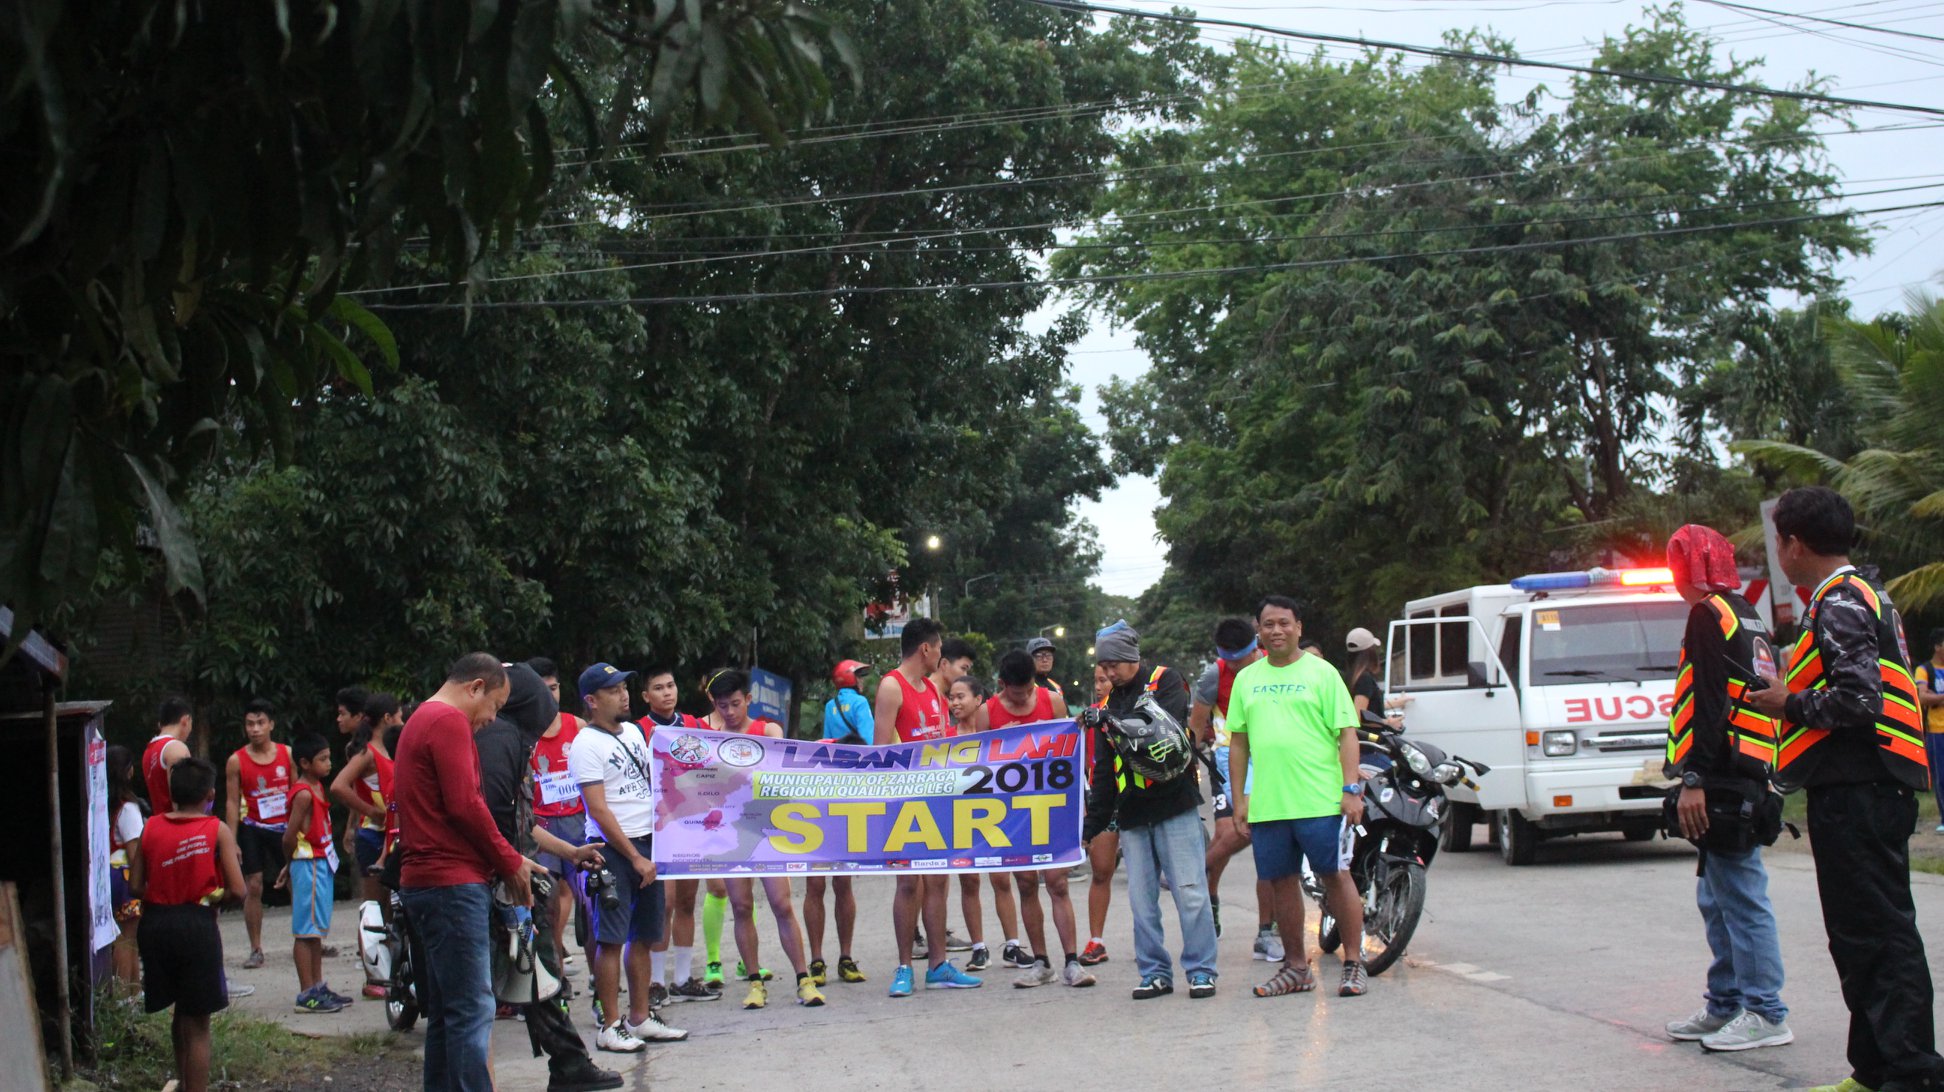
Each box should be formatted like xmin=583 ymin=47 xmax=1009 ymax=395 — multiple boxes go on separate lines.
xmin=1414 ymin=958 xmax=1511 ymax=983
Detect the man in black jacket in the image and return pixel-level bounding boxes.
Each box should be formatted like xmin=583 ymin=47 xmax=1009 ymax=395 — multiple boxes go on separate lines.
xmin=475 ymin=663 xmax=626 ymax=1092
xmin=1749 ymin=487 xmax=1942 ymax=1092
xmin=1081 ymin=621 xmax=1218 ymax=1000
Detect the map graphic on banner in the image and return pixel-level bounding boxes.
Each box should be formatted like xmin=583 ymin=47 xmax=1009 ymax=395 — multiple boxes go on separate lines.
xmin=649 ymin=720 xmax=1086 ymax=877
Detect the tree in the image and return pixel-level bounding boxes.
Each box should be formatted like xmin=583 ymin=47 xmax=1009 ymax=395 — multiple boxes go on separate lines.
xmin=1057 ymin=9 xmax=1866 ymax=631
xmin=1739 ymin=292 xmax=1944 ymax=611
xmin=0 ymin=0 xmax=850 ymax=637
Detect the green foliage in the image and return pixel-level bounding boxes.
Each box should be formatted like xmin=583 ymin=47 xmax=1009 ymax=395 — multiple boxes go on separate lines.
xmin=1060 ymin=9 xmax=1865 ymax=632
xmin=1738 ymin=292 xmax=1944 ymax=610
xmin=86 ymin=985 xmax=403 ymax=1090
xmin=93 ymin=0 xmax=1203 ymax=723
xmin=0 ymin=0 xmax=852 ymax=636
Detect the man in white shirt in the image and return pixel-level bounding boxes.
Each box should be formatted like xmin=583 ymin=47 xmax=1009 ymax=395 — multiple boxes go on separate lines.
xmin=569 ymin=663 xmax=682 ymax=1052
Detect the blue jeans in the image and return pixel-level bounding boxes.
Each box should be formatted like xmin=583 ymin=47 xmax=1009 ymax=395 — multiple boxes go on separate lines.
xmin=1120 ymin=806 xmax=1219 ymax=982
xmin=1696 ymin=845 xmax=1787 ymax=1023
xmin=403 ymin=884 xmax=494 ymax=1092
xmin=1926 ymin=733 xmax=1944 ymax=822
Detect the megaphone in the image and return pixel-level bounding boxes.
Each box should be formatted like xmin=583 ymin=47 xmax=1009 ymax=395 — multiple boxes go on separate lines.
xmin=492 ymin=878 xmax=563 ymax=1005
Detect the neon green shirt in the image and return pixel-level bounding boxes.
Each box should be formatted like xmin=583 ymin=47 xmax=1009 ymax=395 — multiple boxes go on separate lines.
xmin=1226 ymin=653 xmax=1358 ymax=821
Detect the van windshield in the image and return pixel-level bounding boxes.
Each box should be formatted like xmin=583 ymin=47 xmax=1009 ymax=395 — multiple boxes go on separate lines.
xmin=1527 ymin=601 xmax=1689 ymax=684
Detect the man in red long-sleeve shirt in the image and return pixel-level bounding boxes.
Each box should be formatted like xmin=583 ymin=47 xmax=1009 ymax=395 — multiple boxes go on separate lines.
xmin=394 ymin=653 xmax=533 ymax=1092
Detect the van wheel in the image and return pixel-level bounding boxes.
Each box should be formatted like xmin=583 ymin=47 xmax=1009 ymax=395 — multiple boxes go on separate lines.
xmin=1496 ymin=810 xmax=1538 ymax=866
xmin=1440 ymin=803 xmax=1478 ymax=853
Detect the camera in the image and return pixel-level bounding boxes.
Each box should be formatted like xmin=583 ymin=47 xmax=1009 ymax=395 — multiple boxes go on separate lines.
xmin=583 ymin=866 xmax=624 ymax=916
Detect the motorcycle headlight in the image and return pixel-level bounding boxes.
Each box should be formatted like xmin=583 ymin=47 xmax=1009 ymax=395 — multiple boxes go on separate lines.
xmin=1401 ymin=742 xmax=1432 ymax=776
xmin=1431 ymin=761 xmax=1460 ymax=784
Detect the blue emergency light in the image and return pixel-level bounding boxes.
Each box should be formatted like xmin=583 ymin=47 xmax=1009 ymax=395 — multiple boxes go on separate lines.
xmin=1510 ymin=566 xmax=1674 ymax=592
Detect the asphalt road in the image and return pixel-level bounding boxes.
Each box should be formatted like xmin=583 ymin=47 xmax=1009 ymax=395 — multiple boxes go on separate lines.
xmin=218 ymin=821 xmax=1944 ymax=1091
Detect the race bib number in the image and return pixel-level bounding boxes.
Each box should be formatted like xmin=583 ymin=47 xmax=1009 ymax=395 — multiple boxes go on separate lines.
xmin=253 ymin=792 xmax=288 ymax=821
xmin=536 ymin=770 xmax=580 ymax=807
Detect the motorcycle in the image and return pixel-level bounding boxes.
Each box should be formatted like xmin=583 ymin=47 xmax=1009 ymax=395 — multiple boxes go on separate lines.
xmin=367 ymin=885 xmax=425 ymax=1031
xmin=1303 ymin=711 xmax=1490 ymax=976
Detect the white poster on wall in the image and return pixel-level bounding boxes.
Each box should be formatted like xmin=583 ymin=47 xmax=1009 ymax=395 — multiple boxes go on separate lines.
xmin=86 ymin=718 xmax=117 ymax=953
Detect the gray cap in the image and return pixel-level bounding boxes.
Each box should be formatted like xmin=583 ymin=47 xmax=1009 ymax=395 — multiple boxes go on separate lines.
xmin=1094 ymin=621 xmax=1140 ymax=664
xmin=1025 ymin=637 xmax=1056 ymax=655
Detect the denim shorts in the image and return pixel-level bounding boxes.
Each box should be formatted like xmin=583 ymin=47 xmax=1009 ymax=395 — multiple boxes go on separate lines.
xmin=1251 ymin=815 xmax=1351 ymax=880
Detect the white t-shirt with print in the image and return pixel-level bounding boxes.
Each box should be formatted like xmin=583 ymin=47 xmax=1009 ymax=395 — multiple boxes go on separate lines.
xmin=567 ymin=721 xmax=657 ymax=841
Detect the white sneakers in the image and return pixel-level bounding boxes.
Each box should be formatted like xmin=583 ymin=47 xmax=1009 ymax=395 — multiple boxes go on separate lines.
xmin=1061 ymin=961 xmax=1098 ymax=988
xmin=597 ymin=1011 xmax=690 ymax=1052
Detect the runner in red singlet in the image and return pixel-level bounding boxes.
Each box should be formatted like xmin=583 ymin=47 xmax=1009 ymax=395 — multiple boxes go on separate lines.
xmin=1081 ymin=664 xmax=1118 ymax=965
xmin=981 ymin=651 xmax=1096 ymax=989
xmin=873 ymin=619 xmax=981 ymax=995
xmin=707 ymin=669 xmax=820 ymax=1008
xmin=223 ymin=699 xmax=288 ymax=970
xmin=328 ymin=692 xmax=401 ymax=996
xmin=524 ymin=658 xmax=593 ymax=984
xmin=144 ymin=697 xmax=196 ymax=816
xmin=946 ymin=674 xmax=1020 ymax=973
xmin=129 ymin=756 xmax=246 ymax=1092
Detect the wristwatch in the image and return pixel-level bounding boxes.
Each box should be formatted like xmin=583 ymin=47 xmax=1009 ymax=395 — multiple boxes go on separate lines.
xmin=1342 ymin=784 xmax=1363 ymax=796
xmin=1681 ymin=770 xmax=1704 ymax=789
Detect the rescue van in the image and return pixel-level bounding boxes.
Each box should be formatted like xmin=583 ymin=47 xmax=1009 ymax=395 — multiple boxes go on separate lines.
xmin=1385 ymin=567 xmax=1688 ymax=865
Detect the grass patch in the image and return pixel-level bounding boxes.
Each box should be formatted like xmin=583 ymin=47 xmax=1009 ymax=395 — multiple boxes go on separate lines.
xmin=1781 ymin=788 xmax=1944 ymax=869
xmin=79 ymin=989 xmax=398 ymax=1091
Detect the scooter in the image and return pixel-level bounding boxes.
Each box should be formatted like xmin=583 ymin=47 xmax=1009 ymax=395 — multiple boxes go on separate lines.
xmin=369 ymin=885 xmax=424 ymax=1031
xmin=1303 ymin=712 xmax=1490 ymax=976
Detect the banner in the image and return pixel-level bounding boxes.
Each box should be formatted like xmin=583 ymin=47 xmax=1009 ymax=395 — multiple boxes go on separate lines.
xmin=649 ymin=720 xmax=1087 ymax=877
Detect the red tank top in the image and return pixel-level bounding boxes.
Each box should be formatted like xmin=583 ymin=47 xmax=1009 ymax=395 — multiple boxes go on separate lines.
xmin=531 ymin=713 xmax=584 ymax=819
xmin=892 ymin=671 xmax=948 ymax=743
xmin=287 ymin=782 xmax=335 ymax=862
xmin=234 ymin=743 xmax=293 ymax=828
xmin=142 ymin=814 xmax=224 ymax=907
xmin=143 ymin=735 xmax=178 ymax=815
xmin=985 ymin=688 xmax=1056 ymax=731
xmin=375 ymin=748 xmax=400 ymax=853
xmin=1215 ymin=657 xmax=1243 ymax=716
xmin=746 ymin=717 xmax=779 ymax=736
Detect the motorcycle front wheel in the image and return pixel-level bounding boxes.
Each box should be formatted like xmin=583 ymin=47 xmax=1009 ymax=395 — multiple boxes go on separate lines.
xmin=1360 ymin=861 xmax=1427 ymax=976
xmin=387 ymin=938 xmax=420 ymax=1031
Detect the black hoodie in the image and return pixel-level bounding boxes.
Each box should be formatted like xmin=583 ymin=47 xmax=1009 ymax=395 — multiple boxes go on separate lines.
xmin=476 ymin=662 xmax=558 ymax=855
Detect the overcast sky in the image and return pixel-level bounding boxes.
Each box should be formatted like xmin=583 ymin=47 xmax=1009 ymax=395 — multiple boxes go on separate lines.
xmin=1049 ymin=0 xmax=1944 ymax=598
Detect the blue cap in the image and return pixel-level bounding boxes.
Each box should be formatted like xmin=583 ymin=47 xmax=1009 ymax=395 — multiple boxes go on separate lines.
xmin=577 ymin=662 xmax=636 ymax=699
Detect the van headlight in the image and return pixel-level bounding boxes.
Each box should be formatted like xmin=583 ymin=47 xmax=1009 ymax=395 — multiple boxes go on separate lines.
xmin=1542 ymin=730 xmax=1577 ymax=757
xmin=1400 ymin=742 xmax=1432 ymax=775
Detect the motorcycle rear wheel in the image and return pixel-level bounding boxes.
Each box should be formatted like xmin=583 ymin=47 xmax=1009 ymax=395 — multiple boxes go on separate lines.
xmin=387 ymin=940 xmax=420 ymax=1031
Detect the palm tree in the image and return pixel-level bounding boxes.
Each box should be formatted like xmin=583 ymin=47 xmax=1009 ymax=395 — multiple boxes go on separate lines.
xmin=1736 ymin=290 xmax=1944 ymax=610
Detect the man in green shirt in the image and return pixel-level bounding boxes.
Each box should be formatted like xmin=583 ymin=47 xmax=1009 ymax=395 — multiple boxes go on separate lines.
xmin=1228 ymin=595 xmax=1370 ymax=999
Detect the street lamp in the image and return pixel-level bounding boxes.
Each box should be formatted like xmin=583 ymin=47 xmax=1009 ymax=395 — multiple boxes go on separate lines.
xmin=1038 ymin=624 xmax=1066 ymax=638
xmin=964 ymin=572 xmax=1000 ymax=597
xmin=925 ymin=534 xmax=942 ymax=552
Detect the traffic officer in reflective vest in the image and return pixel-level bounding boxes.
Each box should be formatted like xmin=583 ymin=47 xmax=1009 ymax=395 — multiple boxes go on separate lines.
xmin=1660 ymin=524 xmax=1792 ymax=1053
xmin=1748 ymin=487 xmax=1942 ymax=1092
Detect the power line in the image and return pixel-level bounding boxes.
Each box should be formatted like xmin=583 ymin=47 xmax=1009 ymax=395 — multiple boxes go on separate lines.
xmin=359 ymin=198 xmax=1942 ymax=310
xmin=354 ymin=179 xmax=1943 ymax=293
xmin=1021 ymin=0 xmax=1944 ymax=118
xmin=1693 ymin=0 xmax=1944 ymax=44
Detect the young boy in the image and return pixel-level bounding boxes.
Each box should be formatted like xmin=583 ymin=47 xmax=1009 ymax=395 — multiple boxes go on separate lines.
xmin=281 ymin=735 xmax=347 ymax=1013
xmin=130 ymin=757 xmax=248 ymax=1092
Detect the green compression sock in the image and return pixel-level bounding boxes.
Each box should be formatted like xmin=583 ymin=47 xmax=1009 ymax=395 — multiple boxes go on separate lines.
xmin=703 ymin=892 xmax=727 ymax=966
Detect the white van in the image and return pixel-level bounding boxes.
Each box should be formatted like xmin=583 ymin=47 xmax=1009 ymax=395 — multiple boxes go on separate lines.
xmin=1384 ymin=567 xmax=1688 ymax=865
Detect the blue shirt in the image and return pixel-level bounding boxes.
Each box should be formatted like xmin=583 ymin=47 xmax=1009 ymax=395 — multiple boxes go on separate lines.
xmin=822 ymin=690 xmax=874 ymax=741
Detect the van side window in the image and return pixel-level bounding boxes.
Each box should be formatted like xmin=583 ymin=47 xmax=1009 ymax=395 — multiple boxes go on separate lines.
xmin=1409 ymin=610 xmax=1435 ymax=680
xmin=1438 ymin=604 xmax=1468 ymax=679
xmin=1498 ymin=619 xmax=1522 ymax=692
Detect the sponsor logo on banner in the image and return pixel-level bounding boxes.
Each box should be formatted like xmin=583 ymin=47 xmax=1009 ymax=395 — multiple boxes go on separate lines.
xmin=975 ymin=856 xmax=1003 ymax=867
xmin=912 ymin=858 xmax=949 ymax=868
xmin=951 ymin=857 xmax=972 ymax=868
xmin=1032 ymin=853 xmax=1053 ymax=864
xmin=786 ymin=862 xmax=808 ymax=872
xmin=669 ymin=735 xmax=710 ymax=765
xmin=1003 ymin=856 xmax=1033 ymax=866
xmin=717 ymin=737 xmax=764 ymax=768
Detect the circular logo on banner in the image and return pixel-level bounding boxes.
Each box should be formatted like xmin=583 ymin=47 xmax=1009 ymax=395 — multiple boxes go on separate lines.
xmin=717 ymin=738 xmax=764 ymax=768
xmin=669 ymin=735 xmax=710 ymax=765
